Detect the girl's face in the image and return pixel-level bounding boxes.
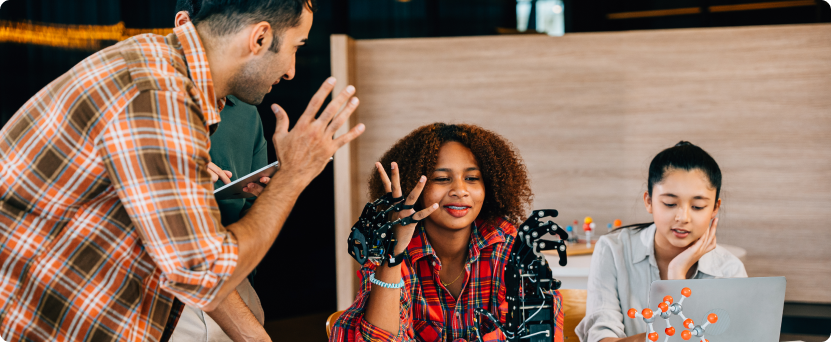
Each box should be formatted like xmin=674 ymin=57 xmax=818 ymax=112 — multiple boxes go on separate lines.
xmin=420 ymin=142 xmax=486 ymax=231
xmin=645 ymin=168 xmax=721 ymax=249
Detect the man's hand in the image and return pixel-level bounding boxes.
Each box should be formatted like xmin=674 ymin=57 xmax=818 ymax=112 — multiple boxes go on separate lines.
xmin=205 ymin=289 xmax=271 ymax=342
xmin=242 ymin=177 xmax=270 ymax=197
xmin=271 ymin=77 xmax=364 ymax=189
xmin=208 ymin=162 xmax=232 ymax=184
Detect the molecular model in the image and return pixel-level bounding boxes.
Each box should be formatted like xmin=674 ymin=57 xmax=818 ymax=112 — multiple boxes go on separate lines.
xmin=627 ymin=287 xmax=719 ymax=342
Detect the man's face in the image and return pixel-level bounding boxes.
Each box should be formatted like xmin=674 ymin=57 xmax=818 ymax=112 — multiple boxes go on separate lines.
xmin=230 ymin=8 xmax=313 ymax=105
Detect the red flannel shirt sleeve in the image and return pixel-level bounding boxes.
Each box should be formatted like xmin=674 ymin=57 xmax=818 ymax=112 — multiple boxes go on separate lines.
xmin=98 ymin=89 xmax=237 ymax=310
xmin=329 ymin=262 xmax=414 ymax=342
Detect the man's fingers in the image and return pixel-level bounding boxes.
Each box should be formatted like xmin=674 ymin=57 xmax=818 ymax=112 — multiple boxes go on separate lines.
xmin=334 ymin=123 xmax=366 ymax=149
xmin=299 ymin=77 xmax=337 ymax=124
xmin=208 ymin=163 xmax=232 ymax=184
xmin=412 ymin=203 xmax=439 ymax=221
xmin=260 ymin=177 xmax=271 ymax=184
xmin=208 ymin=170 xmax=219 ymax=183
xmin=390 ymin=162 xmax=402 ymax=198
xmin=318 ymin=85 xmax=356 ymax=125
xmin=272 ymin=104 xmax=289 ymax=134
xmin=376 ymin=162 xmax=392 ymax=193
xmin=244 ymin=182 xmax=264 ymax=194
xmin=325 ymin=97 xmax=360 ymax=136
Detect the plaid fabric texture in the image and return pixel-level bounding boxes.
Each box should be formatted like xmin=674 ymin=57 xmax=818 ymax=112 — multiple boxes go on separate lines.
xmin=331 ymin=218 xmax=565 ymax=342
xmin=0 ymin=22 xmax=237 ymax=342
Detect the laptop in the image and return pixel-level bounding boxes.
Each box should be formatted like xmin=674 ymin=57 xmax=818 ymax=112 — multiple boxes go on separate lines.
xmin=646 ymin=277 xmax=786 ymax=342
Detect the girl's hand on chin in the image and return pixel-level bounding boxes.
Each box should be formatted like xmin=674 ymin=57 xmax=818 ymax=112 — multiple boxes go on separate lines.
xmin=667 ymin=218 xmax=719 ymax=280
xmin=375 ymin=162 xmax=439 ymax=257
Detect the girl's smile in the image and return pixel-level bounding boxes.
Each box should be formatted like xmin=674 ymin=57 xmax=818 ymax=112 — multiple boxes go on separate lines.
xmin=443 ymin=203 xmax=472 ymax=218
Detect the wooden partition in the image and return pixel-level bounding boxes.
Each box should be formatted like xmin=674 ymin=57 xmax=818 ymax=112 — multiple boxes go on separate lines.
xmin=332 ymin=24 xmax=831 ymax=310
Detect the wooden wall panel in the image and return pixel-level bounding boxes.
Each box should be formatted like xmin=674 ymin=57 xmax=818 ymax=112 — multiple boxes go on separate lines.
xmin=334 ymin=23 xmax=831 ymax=303
xmin=330 ymin=35 xmax=362 ymax=310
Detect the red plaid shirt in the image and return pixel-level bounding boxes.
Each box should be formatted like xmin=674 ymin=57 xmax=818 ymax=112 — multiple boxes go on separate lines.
xmin=331 ymin=218 xmax=564 ymax=342
xmin=0 ymin=22 xmax=236 ymax=342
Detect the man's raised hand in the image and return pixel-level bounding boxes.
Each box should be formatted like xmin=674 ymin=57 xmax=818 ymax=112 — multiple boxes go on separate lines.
xmin=271 ymin=77 xmax=365 ymax=188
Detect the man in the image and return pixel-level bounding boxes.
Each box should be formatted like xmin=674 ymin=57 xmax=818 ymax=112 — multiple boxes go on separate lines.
xmin=0 ymin=0 xmax=364 ymax=341
xmin=168 ymin=0 xmax=269 ymax=340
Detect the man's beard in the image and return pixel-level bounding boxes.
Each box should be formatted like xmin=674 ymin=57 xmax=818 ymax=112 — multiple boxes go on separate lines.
xmin=229 ymin=57 xmax=273 ymax=105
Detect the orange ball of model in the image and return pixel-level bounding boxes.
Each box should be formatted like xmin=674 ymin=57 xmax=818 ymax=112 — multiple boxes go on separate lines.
xmin=681 ymin=330 xmax=692 ymax=340
xmin=681 ymin=287 xmax=692 ymax=297
xmin=642 ymin=308 xmax=653 ymax=319
xmin=658 ymin=302 xmax=668 ymax=312
xmin=663 ymin=295 xmax=673 ymax=304
xmin=648 ymin=332 xmax=659 ymax=341
xmin=708 ymin=313 xmax=718 ymax=323
xmin=627 ymin=308 xmax=637 ymax=319
xmin=684 ymin=318 xmax=695 ymax=329
xmin=665 ymin=327 xmax=676 ymax=336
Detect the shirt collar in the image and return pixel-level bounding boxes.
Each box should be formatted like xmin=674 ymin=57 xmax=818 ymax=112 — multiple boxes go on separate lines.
xmin=632 ymin=223 xmax=657 ymax=266
xmin=173 ymin=22 xmax=223 ymax=128
xmin=633 ymin=223 xmax=720 ymax=277
xmin=407 ymin=218 xmax=510 ymax=265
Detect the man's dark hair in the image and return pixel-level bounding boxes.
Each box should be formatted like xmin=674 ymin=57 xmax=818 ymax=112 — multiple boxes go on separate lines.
xmin=175 ymin=0 xmax=203 ymax=18
xmin=191 ymin=0 xmax=317 ymax=53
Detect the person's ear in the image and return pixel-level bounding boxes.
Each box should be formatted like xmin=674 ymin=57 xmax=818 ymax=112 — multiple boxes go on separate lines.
xmin=248 ymin=22 xmax=272 ymax=56
xmin=711 ymin=198 xmax=721 ymax=218
xmin=174 ymin=11 xmax=191 ymax=28
xmin=644 ymin=191 xmax=653 ymax=214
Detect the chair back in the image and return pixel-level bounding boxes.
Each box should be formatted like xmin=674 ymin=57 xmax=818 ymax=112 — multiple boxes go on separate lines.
xmin=326 ymin=310 xmax=345 ymax=338
xmin=560 ymin=289 xmax=588 ymax=341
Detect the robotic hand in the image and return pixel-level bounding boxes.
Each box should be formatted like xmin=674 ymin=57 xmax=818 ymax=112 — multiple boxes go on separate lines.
xmin=474 ymin=209 xmax=569 ymax=342
xmin=347 ymin=192 xmax=424 ymax=267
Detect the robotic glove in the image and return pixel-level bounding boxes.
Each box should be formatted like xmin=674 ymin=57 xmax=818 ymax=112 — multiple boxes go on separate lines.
xmin=347 ymin=192 xmax=424 ymax=267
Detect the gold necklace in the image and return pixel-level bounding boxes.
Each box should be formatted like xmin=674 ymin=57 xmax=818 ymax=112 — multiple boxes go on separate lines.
xmin=441 ymin=268 xmax=466 ymax=287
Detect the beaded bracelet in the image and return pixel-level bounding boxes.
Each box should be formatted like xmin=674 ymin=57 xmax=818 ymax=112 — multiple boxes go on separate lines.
xmin=369 ymin=273 xmax=405 ymax=289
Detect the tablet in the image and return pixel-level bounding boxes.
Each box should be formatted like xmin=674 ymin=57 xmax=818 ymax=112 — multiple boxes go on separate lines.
xmin=213 ymin=161 xmax=280 ymax=200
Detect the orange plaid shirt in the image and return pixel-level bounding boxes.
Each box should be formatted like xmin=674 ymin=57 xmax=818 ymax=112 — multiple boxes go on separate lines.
xmin=0 ymin=22 xmax=237 ymax=342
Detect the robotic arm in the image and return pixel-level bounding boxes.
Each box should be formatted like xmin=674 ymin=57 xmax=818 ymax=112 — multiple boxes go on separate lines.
xmin=474 ymin=209 xmax=569 ymax=342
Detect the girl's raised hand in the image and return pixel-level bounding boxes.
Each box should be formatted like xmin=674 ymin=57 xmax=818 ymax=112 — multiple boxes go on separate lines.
xmin=375 ymin=162 xmax=439 ymax=256
xmin=667 ymin=217 xmax=719 ymax=280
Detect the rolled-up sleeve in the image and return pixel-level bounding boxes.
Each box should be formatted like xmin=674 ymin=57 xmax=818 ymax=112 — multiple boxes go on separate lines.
xmin=575 ymin=237 xmax=626 ymax=342
xmin=99 ymin=89 xmax=237 ymax=309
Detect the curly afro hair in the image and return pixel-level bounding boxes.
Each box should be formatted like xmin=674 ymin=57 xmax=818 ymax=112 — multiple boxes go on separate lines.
xmin=368 ymin=123 xmax=533 ymax=225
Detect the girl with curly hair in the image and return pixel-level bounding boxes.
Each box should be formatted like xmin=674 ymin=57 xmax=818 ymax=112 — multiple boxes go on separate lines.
xmin=331 ymin=123 xmax=564 ymax=342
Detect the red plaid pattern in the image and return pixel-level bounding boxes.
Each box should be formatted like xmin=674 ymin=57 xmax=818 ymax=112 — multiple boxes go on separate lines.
xmin=0 ymin=22 xmax=236 ymax=342
xmin=331 ymin=218 xmax=564 ymax=342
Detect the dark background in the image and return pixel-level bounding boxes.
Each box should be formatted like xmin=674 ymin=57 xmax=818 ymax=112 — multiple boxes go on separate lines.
xmin=1 ymin=0 xmax=830 ymax=340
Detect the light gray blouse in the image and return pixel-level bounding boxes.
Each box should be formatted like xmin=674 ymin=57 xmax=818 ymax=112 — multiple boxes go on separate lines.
xmin=575 ymin=224 xmax=747 ymax=342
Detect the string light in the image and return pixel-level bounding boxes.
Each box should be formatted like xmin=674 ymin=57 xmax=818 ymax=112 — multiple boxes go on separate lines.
xmin=0 ymin=20 xmax=173 ymax=50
